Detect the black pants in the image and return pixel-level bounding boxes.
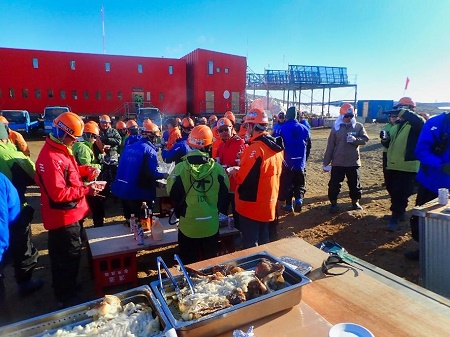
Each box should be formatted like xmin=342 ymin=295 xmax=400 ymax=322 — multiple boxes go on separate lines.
xmin=410 ymin=183 xmax=438 ymax=242
xmin=178 ymin=230 xmax=219 ymax=264
xmin=86 ymin=195 xmax=105 ymax=227
xmin=279 ymin=168 xmax=306 ymax=204
xmin=48 ymin=223 xmax=82 ymax=302
xmin=382 ymin=152 xmax=388 ymax=184
xmin=386 ymin=170 xmax=416 ymax=219
xmin=121 ymin=199 xmax=154 ymax=222
xmin=9 ymin=205 xmax=39 ymax=284
xmin=328 ymin=166 xmax=362 ymax=201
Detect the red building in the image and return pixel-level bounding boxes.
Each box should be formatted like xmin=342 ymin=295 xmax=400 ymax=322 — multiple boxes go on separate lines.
xmin=0 ymin=47 xmax=246 ymax=118
xmin=182 ymin=49 xmax=247 ymax=115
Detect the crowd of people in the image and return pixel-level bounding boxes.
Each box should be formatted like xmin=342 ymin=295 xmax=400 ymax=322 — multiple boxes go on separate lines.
xmin=0 ymin=97 xmax=449 ymax=311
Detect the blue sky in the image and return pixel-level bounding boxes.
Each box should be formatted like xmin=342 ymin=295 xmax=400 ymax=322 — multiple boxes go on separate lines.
xmin=1 ymin=0 xmax=450 ymax=103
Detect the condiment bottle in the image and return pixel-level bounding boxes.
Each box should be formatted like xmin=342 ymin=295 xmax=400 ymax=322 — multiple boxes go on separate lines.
xmin=137 ymin=223 xmax=145 ymax=245
xmin=130 ymin=214 xmax=137 ymax=240
xmin=140 ymin=201 xmax=151 ymax=232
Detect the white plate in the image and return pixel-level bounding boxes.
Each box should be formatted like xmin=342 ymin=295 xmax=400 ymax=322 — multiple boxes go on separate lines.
xmin=329 ymin=323 xmax=374 ymax=337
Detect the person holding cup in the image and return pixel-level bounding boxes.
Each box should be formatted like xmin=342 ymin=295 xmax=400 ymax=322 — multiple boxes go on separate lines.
xmin=323 ymin=103 xmax=369 ymax=213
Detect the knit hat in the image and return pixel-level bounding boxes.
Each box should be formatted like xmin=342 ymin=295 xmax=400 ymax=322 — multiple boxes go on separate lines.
xmin=286 ymin=107 xmax=296 ymax=120
xmin=0 ymin=123 xmax=8 ymax=140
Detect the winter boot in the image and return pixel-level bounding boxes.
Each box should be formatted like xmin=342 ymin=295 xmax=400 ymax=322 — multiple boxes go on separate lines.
xmin=329 ymin=200 xmax=339 ymax=213
xmin=351 ymin=199 xmax=363 ymax=210
xmin=294 ymin=198 xmax=303 ymax=212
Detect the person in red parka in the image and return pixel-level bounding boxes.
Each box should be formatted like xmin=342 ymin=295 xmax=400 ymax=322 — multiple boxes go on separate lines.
xmin=35 ymin=112 xmax=103 ymax=308
xmin=216 ymin=117 xmax=247 ymax=230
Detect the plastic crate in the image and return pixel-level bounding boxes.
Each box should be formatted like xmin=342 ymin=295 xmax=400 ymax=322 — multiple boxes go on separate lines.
xmin=92 ymin=252 xmax=138 ymax=296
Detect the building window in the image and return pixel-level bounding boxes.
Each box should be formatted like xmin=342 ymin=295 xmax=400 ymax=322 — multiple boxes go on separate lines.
xmin=208 ymin=60 xmax=214 ymax=75
xmin=70 ymin=60 xmax=76 ymax=70
xmin=84 ymin=90 xmax=89 ymax=100
xmin=168 ymin=65 xmax=173 ymax=75
xmin=159 ymin=92 xmax=164 ymax=102
xmin=48 ymin=89 xmax=54 ymax=99
xmin=9 ymin=88 xmax=15 ymax=98
xmin=35 ymin=89 xmax=41 ymax=99
xmin=225 ymin=68 xmax=229 ymax=74
xmin=72 ymin=90 xmax=78 ymax=100
xmin=216 ymin=68 xmax=220 ymax=73
xmin=22 ymin=88 xmax=29 ymax=98
xmin=106 ymin=91 xmax=112 ymax=100
xmin=118 ymin=91 xmax=123 ymax=100
xmin=146 ymin=92 xmax=151 ymax=101
xmin=138 ymin=64 xmax=143 ymax=73
xmin=32 ymin=58 xmax=39 ymax=68
xmin=105 ymin=62 xmax=110 ymax=72
xmin=60 ymin=90 xmax=66 ymax=99
xmin=96 ymin=91 xmax=101 ymax=100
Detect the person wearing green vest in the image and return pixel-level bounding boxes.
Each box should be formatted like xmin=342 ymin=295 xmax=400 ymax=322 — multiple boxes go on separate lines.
xmin=380 ymin=113 xmax=398 ymax=186
xmin=384 ymin=98 xmax=425 ymax=231
xmin=0 ymin=123 xmax=42 ymax=297
xmin=167 ymin=125 xmax=229 ymax=264
xmin=73 ymin=121 xmax=104 ymax=227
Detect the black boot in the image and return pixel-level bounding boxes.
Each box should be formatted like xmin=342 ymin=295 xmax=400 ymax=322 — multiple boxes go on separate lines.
xmin=329 ymin=200 xmax=339 ymax=213
xmin=352 ymin=199 xmax=363 ymax=210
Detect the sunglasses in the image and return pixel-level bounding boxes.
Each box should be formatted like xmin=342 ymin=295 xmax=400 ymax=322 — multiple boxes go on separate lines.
xmin=218 ymin=127 xmax=230 ymax=133
xmin=321 ymin=253 xmax=363 ymax=276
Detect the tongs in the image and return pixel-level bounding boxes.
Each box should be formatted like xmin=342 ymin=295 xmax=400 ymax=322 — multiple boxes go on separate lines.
xmin=156 ymin=254 xmax=196 ymax=300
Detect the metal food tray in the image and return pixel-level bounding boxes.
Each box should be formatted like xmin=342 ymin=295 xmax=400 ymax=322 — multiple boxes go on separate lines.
xmin=0 ymin=285 xmax=172 ymax=337
xmin=150 ymin=251 xmax=312 ymax=337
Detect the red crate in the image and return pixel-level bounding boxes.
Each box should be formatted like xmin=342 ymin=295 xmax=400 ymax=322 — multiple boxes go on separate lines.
xmin=92 ymin=252 xmax=138 ymax=296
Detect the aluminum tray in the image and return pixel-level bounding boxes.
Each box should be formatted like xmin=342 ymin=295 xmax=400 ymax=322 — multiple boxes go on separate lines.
xmin=0 ymin=285 xmax=172 ymax=337
xmin=150 ymin=251 xmax=312 ymax=337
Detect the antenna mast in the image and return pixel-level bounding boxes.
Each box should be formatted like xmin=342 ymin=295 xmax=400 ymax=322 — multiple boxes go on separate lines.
xmin=101 ymin=6 xmax=106 ymax=54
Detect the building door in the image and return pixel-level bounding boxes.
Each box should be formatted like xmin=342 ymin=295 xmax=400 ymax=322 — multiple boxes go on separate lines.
xmin=205 ymin=91 xmax=214 ymax=113
xmin=132 ymin=91 xmax=144 ymax=113
xmin=232 ymin=92 xmax=240 ymax=112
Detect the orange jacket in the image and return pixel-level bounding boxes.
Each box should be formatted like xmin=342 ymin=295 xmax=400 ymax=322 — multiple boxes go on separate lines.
xmin=233 ymin=132 xmax=284 ymax=222
xmin=9 ymin=130 xmax=30 ymax=156
xmin=167 ymin=127 xmax=181 ymax=150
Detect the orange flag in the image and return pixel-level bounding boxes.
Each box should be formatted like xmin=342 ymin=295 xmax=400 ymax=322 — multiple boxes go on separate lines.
xmin=404 ymin=77 xmax=410 ymax=90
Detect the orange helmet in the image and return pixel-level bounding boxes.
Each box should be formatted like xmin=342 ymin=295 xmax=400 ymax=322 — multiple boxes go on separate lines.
xmin=224 ymin=111 xmax=235 ymax=124
xmin=397 ymin=97 xmax=416 ymax=108
xmin=340 ymin=103 xmax=354 ymax=115
xmin=0 ymin=116 xmax=8 ymax=124
xmin=54 ymin=112 xmax=84 ymax=138
xmin=245 ymin=108 xmax=269 ymax=124
xmin=99 ymin=115 xmax=111 ymax=123
xmin=208 ymin=115 xmax=218 ymax=124
xmin=181 ymin=117 xmax=195 ymax=129
xmin=126 ymin=119 xmax=138 ymax=129
xmin=143 ymin=118 xmax=153 ymax=128
xmin=217 ymin=117 xmax=233 ymax=128
xmin=84 ymin=121 xmax=100 ymax=135
xmin=116 ymin=120 xmax=126 ymax=130
xmin=141 ymin=122 xmax=161 ymax=136
xmin=188 ymin=125 xmax=213 ymax=149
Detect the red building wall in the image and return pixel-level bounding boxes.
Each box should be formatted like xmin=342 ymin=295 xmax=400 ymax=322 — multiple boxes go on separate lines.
xmin=183 ymin=49 xmax=247 ymax=116
xmin=0 ymin=48 xmax=187 ymax=116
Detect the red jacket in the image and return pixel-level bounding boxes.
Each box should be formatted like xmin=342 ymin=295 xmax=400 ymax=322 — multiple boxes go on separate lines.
xmin=35 ymin=137 xmax=90 ymax=230
xmin=217 ymin=135 xmax=247 ymax=192
xmin=233 ymin=132 xmax=284 ymax=222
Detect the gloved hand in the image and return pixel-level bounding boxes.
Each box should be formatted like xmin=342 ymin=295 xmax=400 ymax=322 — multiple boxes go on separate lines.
xmin=323 ymin=165 xmax=331 ymax=172
xmin=441 ymin=163 xmax=450 ymax=174
xmin=346 ymin=134 xmax=356 ymax=143
xmin=379 ymin=130 xmax=389 ymax=140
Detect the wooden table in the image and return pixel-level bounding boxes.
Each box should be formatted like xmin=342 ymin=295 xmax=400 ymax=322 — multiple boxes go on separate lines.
xmin=184 ymin=237 xmax=450 ymax=337
xmin=86 ymin=218 xmax=240 ymax=295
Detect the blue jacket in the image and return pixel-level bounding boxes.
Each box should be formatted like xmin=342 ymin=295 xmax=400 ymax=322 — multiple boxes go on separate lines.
xmin=280 ymin=119 xmax=310 ymax=170
xmin=161 ymin=135 xmax=190 ymax=164
xmin=0 ymin=172 xmax=21 ymax=263
xmin=111 ymin=138 xmax=164 ymax=201
xmin=124 ymin=134 xmax=142 ymax=148
xmin=415 ymin=112 xmax=450 ymax=193
xmin=272 ymin=122 xmax=285 ymax=137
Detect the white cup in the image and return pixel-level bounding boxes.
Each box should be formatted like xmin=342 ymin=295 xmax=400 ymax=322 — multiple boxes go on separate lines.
xmin=438 ymin=188 xmax=449 ymax=205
